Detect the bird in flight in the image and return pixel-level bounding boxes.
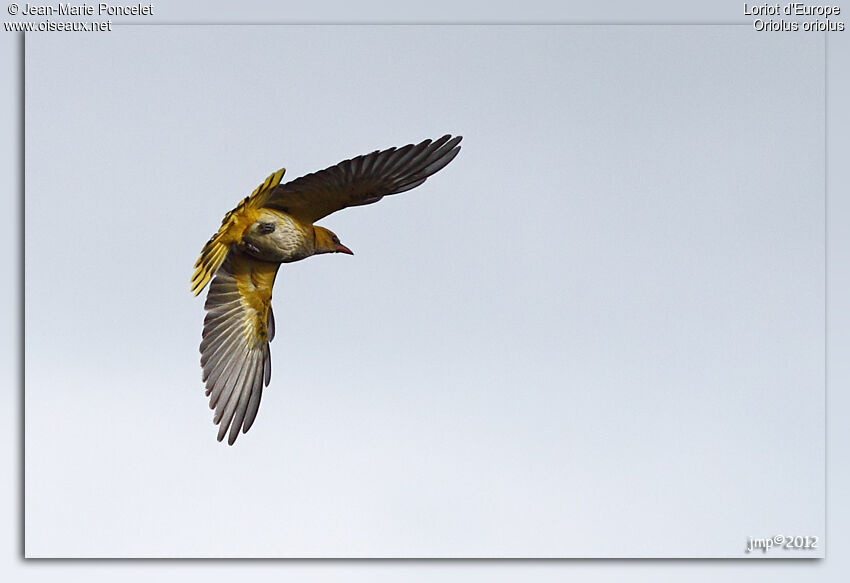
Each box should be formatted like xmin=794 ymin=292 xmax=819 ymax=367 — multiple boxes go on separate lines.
xmin=191 ymin=135 xmax=463 ymax=445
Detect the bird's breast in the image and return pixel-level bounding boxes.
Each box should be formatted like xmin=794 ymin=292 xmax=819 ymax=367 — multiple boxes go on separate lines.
xmin=240 ymin=209 xmax=315 ymax=263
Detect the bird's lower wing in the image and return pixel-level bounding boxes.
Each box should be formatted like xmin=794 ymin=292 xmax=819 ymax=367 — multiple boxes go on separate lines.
xmin=200 ymin=251 xmax=279 ymax=445
xmin=263 ymin=134 xmax=462 ymax=223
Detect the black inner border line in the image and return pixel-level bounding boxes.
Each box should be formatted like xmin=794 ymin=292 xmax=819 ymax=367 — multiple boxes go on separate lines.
xmin=823 ymin=30 xmax=828 ymax=560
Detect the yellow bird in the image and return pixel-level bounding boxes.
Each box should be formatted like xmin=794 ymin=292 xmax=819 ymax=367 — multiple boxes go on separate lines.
xmin=192 ymin=135 xmax=462 ymax=444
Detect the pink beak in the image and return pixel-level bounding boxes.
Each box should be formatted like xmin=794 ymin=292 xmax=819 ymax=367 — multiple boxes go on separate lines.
xmin=335 ymin=243 xmax=354 ymax=255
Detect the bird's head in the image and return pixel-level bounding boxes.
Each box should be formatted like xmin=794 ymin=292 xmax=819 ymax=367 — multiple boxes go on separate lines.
xmin=313 ymin=226 xmax=354 ymax=256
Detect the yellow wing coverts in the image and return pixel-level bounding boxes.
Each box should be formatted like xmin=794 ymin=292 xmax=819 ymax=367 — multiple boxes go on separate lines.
xmin=190 ymin=168 xmax=286 ymax=296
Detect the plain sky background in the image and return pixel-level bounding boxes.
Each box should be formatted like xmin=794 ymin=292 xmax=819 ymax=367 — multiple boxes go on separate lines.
xmin=22 ymin=24 xmax=826 ymax=558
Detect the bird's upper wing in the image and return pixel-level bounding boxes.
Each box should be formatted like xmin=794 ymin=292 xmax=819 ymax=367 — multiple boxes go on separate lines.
xmin=200 ymin=250 xmax=279 ymax=445
xmin=262 ymin=134 xmax=462 ymax=223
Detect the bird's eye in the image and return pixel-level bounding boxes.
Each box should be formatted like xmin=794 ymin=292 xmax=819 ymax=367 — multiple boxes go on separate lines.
xmin=332 ymin=235 xmax=339 ymax=244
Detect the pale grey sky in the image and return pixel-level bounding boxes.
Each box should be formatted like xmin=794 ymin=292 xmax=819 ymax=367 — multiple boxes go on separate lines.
xmin=24 ymin=24 xmax=824 ymax=558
